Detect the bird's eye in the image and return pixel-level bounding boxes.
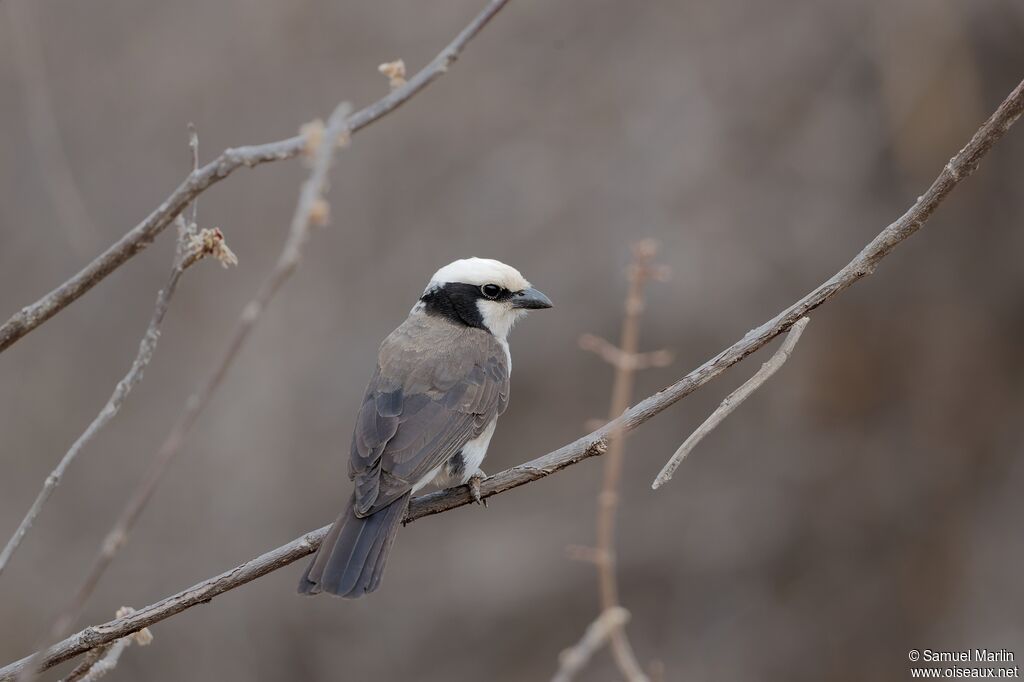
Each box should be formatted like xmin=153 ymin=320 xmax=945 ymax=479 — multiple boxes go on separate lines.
xmin=481 ymin=284 xmax=502 ymax=299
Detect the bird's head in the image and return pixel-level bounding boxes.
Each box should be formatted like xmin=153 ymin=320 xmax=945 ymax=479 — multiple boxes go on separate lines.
xmin=418 ymin=257 xmax=553 ymax=339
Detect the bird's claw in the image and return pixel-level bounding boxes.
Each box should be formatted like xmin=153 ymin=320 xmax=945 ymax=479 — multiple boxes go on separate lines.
xmin=467 ymin=472 xmax=487 ymax=507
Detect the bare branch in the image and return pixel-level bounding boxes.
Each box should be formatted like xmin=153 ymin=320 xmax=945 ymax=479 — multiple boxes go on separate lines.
xmin=60 ymin=608 xmax=152 ymax=682
xmin=1 ymin=74 xmax=1021 ymax=682
xmin=47 ymin=103 xmax=353 ymax=641
xmin=0 ymin=0 xmax=512 ymax=354
xmin=589 ymin=240 xmax=667 ymax=682
xmin=407 ymin=79 xmax=1024 ymax=522
xmin=59 ymin=645 xmax=110 ymax=682
xmin=652 ymin=316 xmax=811 ymax=489
xmin=0 ymin=216 xmax=222 ymax=578
xmin=552 ymin=608 xmax=631 ymax=682
xmin=579 ymin=334 xmax=673 ymax=371
xmin=61 ymin=641 xmax=126 ymax=682
xmin=1 ymin=523 xmax=331 ymax=681
xmin=187 ymin=123 xmax=199 ymax=229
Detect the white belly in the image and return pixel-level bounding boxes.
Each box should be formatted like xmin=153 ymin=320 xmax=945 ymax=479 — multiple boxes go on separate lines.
xmin=415 ymin=418 xmax=498 ymax=490
xmin=457 ymin=418 xmax=497 ymax=479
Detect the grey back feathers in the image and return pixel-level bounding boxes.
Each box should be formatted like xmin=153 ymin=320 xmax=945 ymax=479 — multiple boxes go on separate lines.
xmin=350 ymin=312 xmax=510 ymax=515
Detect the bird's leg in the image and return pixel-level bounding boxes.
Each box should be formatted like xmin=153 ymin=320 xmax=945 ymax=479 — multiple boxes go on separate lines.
xmin=466 ymin=470 xmax=488 ymax=507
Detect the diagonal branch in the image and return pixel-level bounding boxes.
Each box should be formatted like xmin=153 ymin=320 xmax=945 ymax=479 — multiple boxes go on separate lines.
xmin=1 ymin=75 xmax=1021 ymax=682
xmin=59 ymin=607 xmax=152 ymax=682
xmin=0 ymin=0 xmax=512 ymax=354
xmin=652 ymin=316 xmax=811 ymax=489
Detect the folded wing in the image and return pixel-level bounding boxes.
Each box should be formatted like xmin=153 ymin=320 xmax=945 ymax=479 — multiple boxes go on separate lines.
xmin=348 ymin=315 xmax=509 ymax=516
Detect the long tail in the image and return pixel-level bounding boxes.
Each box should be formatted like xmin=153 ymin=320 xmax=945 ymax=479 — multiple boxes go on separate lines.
xmin=297 ymin=492 xmax=411 ymax=598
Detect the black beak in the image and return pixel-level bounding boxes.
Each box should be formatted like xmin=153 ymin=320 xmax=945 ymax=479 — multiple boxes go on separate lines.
xmin=511 ymin=287 xmax=553 ymax=310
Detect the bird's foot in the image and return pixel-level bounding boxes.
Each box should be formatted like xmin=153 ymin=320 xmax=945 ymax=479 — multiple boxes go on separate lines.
xmin=466 ymin=470 xmax=488 ymax=507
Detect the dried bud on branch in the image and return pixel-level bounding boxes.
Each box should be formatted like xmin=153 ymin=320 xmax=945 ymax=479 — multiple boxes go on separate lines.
xmin=187 ymin=228 xmax=238 ymax=268
xmin=378 ymin=59 xmax=407 ymax=89
xmin=309 ymin=199 xmax=331 ymax=227
xmin=61 ymin=607 xmax=152 ymax=682
xmin=300 ymin=119 xmax=325 ymax=158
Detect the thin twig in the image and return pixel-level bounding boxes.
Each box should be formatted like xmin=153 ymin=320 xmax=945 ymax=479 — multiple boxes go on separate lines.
xmin=1 ymin=75 xmax=1021 ymax=682
xmin=187 ymin=123 xmax=200 ymax=229
xmin=61 ymin=640 xmax=126 ymax=682
xmin=0 ymin=0 xmax=511 ymax=354
xmin=552 ymin=608 xmax=631 ymax=682
xmin=0 ymin=216 xmax=219 ymax=578
xmin=59 ymin=645 xmax=110 ymax=682
xmin=591 ymin=240 xmax=664 ymax=682
xmin=652 ymin=316 xmax=811 ymax=489
xmin=579 ymin=334 xmax=673 ymax=371
xmin=48 ymin=103 xmax=352 ymax=639
xmin=59 ymin=608 xmax=152 ymax=682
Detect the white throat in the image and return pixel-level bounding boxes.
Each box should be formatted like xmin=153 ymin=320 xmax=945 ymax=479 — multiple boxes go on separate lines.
xmin=475 ymin=300 xmax=526 ymax=341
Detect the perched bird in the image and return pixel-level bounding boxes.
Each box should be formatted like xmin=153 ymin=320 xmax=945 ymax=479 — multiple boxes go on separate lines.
xmin=298 ymin=257 xmax=553 ymax=598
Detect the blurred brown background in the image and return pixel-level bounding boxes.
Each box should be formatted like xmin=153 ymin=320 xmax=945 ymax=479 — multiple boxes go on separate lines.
xmin=1 ymin=0 xmax=1023 ymax=680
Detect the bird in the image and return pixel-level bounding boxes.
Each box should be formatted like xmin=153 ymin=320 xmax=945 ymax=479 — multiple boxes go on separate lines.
xmin=298 ymin=257 xmax=553 ymax=598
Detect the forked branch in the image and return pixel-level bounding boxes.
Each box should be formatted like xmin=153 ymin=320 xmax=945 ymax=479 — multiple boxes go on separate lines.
xmin=580 ymin=240 xmax=669 ymax=682
xmin=552 ymin=608 xmax=632 ymax=682
xmin=1 ymin=73 xmax=1021 ymax=682
xmin=652 ymin=316 xmax=811 ymax=489
xmin=0 ymin=0 xmax=512 ymax=354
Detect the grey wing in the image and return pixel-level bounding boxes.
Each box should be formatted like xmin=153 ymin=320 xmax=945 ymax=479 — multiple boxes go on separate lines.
xmin=348 ymin=330 xmax=508 ymax=517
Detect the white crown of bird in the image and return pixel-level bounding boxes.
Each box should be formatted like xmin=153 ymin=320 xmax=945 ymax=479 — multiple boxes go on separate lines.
xmin=426 ymin=257 xmax=531 ymax=292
